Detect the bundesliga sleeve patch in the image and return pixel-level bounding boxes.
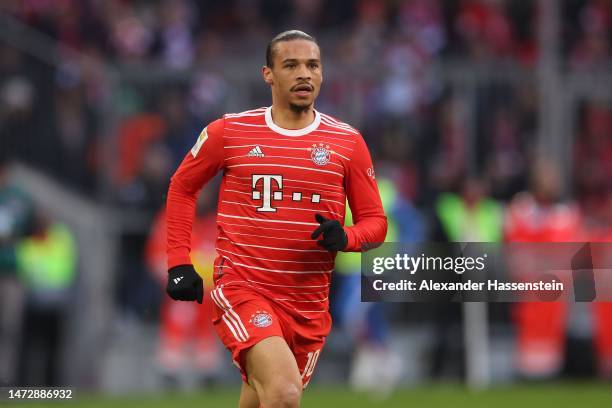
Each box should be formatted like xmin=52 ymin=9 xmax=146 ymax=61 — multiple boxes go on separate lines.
xmin=191 ymin=126 xmax=209 ymax=157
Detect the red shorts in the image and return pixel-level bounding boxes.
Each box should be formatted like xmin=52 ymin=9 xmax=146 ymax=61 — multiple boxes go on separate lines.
xmin=210 ymin=283 xmax=330 ymax=387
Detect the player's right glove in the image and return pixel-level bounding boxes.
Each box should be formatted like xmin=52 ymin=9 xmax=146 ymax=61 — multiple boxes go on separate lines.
xmin=166 ymin=264 xmax=204 ymax=304
xmin=311 ymin=214 xmax=348 ymax=251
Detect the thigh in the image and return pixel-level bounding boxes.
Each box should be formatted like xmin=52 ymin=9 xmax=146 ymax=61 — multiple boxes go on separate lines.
xmin=244 ymin=336 xmax=301 ymax=394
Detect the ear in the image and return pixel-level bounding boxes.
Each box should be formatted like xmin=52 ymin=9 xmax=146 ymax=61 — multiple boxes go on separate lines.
xmin=262 ymin=65 xmax=273 ymax=85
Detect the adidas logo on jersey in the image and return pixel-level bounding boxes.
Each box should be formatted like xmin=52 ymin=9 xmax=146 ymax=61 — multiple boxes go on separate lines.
xmin=247 ymin=146 xmax=265 ymax=157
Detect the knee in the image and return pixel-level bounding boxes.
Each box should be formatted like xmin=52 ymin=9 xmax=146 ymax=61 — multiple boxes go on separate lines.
xmin=264 ymin=379 xmax=302 ymax=408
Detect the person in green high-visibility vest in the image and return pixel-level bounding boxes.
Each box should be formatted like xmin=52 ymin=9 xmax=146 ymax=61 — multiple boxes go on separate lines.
xmin=429 ymin=177 xmax=503 ymax=379
xmin=434 ymin=178 xmax=503 ymax=243
xmin=333 ymin=177 xmax=425 ymax=394
xmin=16 ymin=211 xmax=76 ymax=387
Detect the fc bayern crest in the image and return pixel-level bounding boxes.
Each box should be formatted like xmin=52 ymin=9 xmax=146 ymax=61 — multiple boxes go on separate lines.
xmin=250 ymin=311 xmax=273 ymax=328
xmin=309 ymin=143 xmax=332 ymax=166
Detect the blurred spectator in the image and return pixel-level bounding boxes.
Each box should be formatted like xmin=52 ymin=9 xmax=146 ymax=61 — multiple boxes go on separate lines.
xmin=158 ymin=87 xmax=202 ymax=166
xmin=507 ymin=159 xmax=612 ymax=379
xmin=434 ymin=177 xmax=503 ymax=242
xmin=486 ymin=106 xmax=529 ymax=200
xmin=588 ymin=190 xmax=612 ymax=378
xmin=53 ymin=83 xmax=97 ymax=191
xmin=0 ymin=156 xmax=35 ymax=387
xmin=153 ymin=0 xmax=197 ymax=69
xmin=569 ymin=0 xmax=611 ymax=69
xmin=115 ymin=112 xmax=167 ymax=188
xmin=397 ymin=0 xmax=446 ymax=58
xmin=505 ymin=160 xmax=582 ymax=379
xmin=429 ymin=95 xmax=468 ymax=194
xmin=429 ymin=176 xmax=503 ymax=378
xmin=118 ymin=142 xmax=174 ymax=211
xmin=454 ymin=0 xmax=516 ymax=60
xmin=342 ymin=0 xmax=388 ymax=66
xmin=0 ymin=44 xmax=36 ymax=167
xmin=107 ymin=0 xmax=155 ymax=62
xmin=574 ymin=101 xmax=612 ymax=225
xmin=114 ymin=87 xmax=200 ymax=208
xmin=187 ymin=70 xmax=229 ymax=119
xmin=16 ymin=210 xmax=77 ymax=386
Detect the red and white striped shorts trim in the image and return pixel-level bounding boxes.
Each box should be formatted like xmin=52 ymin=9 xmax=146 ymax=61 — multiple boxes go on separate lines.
xmin=211 ymin=287 xmax=250 ymax=343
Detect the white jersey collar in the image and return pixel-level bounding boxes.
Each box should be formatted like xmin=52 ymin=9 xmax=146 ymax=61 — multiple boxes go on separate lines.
xmin=265 ymin=106 xmax=321 ymax=136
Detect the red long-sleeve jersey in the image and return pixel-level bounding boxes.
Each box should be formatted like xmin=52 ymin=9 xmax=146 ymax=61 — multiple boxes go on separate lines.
xmin=167 ymin=106 xmax=387 ymax=317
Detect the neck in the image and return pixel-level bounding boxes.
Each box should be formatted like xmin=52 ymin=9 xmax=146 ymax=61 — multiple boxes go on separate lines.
xmin=270 ymin=103 xmax=315 ymax=129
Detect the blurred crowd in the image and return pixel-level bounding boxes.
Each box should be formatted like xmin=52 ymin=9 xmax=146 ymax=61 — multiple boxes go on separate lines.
xmin=0 ymin=0 xmax=610 ymax=201
xmin=0 ymin=0 xmax=611 ymax=389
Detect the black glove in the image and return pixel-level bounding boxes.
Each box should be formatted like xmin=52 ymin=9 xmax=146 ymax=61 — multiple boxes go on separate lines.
xmin=311 ymin=214 xmax=348 ymax=251
xmin=166 ymin=264 xmax=204 ymax=304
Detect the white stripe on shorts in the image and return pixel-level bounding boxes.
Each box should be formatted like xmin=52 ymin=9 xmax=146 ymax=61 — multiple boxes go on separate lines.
xmin=211 ymin=288 xmax=249 ymax=342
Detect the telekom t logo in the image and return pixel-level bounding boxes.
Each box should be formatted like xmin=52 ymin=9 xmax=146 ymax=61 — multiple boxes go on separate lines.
xmin=252 ymin=175 xmax=283 ymax=212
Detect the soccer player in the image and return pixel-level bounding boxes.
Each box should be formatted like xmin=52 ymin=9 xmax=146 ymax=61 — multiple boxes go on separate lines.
xmin=165 ymin=30 xmax=387 ymax=408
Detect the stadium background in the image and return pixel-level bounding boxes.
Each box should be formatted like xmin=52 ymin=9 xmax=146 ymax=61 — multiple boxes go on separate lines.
xmin=0 ymin=0 xmax=611 ymax=406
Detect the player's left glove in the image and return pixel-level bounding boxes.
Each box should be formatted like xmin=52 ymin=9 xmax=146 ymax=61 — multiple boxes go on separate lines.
xmin=311 ymin=214 xmax=348 ymax=251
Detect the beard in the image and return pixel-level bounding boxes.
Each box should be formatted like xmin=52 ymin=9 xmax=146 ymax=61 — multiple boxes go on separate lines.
xmin=289 ymin=101 xmax=312 ymax=114
xmin=289 ymin=102 xmax=312 ymax=113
